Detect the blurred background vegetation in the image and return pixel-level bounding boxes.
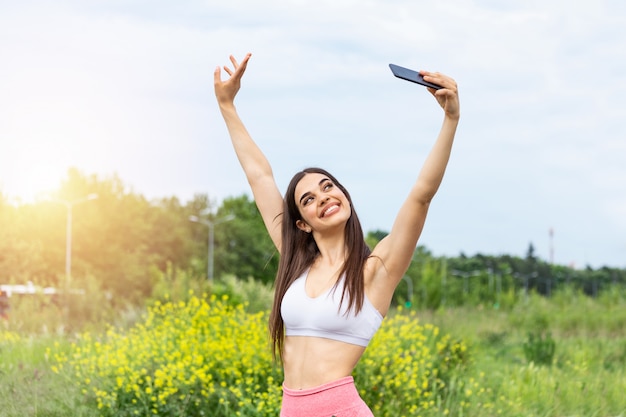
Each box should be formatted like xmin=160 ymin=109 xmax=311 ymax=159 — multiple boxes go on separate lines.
xmin=1 ymin=167 xmax=624 ymax=333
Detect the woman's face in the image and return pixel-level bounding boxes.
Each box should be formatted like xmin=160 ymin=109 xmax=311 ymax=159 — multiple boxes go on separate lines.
xmin=293 ymin=172 xmax=351 ymax=234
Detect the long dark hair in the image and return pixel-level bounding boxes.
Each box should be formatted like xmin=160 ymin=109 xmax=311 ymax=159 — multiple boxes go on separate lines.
xmin=268 ymin=167 xmax=371 ymax=360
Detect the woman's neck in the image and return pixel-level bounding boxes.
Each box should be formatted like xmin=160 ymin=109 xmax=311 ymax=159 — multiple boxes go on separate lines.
xmin=313 ymin=237 xmax=347 ymax=268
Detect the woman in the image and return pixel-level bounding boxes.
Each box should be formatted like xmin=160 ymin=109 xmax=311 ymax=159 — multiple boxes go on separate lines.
xmin=214 ymin=53 xmax=459 ymax=417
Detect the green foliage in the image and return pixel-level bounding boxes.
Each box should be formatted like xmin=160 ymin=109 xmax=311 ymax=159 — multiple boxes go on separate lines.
xmin=3 ymin=290 xmax=626 ymax=417
xmin=0 ymin=200 xmax=59 ymax=285
xmin=215 ymin=195 xmax=278 ymax=284
xmin=53 ymin=295 xmax=284 ymax=417
xmin=425 ymin=298 xmax=626 ymax=417
xmin=523 ymin=331 xmax=556 ymax=366
xmin=0 ymin=332 xmax=98 ymax=417
xmin=356 ymin=309 xmax=478 ymax=416
xmin=0 ymin=168 xmax=198 ymax=305
xmin=3 ymin=168 xmax=626 ymax=318
xmin=365 ymin=229 xmax=387 ymax=250
xmin=603 ymin=340 xmax=626 ymax=371
xmin=151 ymin=267 xmax=274 ymax=314
xmin=401 ymin=252 xmax=525 ymax=310
xmin=150 ymin=263 xmax=212 ymax=305
xmin=51 ymin=298 xmax=478 ymax=417
xmin=509 ymin=290 xmax=626 ymax=338
xmin=5 ymin=168 xmax=626 ymax=416
xmin=211 ymin=274 xmax=274 ymax=314
xmin=2 ymin=275 xmax=117 ymax=334
xmin=0 ymin=170 xmax=281 ymax=311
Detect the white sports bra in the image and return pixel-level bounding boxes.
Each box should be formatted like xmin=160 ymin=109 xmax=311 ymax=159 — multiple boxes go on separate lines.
xmin=281 ymin=269 xmax=384 ymax=347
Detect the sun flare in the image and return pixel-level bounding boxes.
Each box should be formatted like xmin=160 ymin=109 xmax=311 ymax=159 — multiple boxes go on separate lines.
xmin=1 ymin=152 xmax=68 ymax=204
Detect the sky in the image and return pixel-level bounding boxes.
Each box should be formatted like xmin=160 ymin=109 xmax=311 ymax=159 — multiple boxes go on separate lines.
xmin=1 ymin=0 xmax=625 ymax=269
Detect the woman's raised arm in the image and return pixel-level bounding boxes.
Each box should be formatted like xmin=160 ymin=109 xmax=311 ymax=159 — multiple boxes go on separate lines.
xmin=371 ymin=71 xmax=460 ymax=290
xmin=214 ymin=53 xmax=284 ymax=250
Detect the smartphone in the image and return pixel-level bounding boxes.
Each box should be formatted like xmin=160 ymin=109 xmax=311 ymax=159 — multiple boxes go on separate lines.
xmin=389 ymin=63 xmax=443 ymax=90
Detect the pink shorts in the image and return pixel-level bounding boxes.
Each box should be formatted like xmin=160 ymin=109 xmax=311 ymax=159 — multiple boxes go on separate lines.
xmin=280 ymin=376 xmax=374 ymax=417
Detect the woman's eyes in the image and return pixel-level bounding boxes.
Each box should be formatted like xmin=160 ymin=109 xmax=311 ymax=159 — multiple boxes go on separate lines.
xmin=302 ymin=182 xmax=334 ymax=206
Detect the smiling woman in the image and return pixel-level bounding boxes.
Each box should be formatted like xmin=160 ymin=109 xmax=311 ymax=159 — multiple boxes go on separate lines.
xmin=294 ymin=173 xmax=352 ymax=233
xmin=214 ymin=52 xmax=460 ymax=416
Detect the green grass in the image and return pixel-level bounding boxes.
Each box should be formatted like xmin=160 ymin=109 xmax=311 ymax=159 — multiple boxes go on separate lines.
xmin=2 ymin=287 xmax=625 ymax=416
xmin=420 ymin=293 xmax=626 ymax=416
xmin=0 ymin=334 xmax=99 ymax=417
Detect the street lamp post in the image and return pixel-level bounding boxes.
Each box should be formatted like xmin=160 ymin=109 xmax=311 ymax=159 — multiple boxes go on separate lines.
xmin=189 ymin=213 xmax=235 ymax=282
xmin=57 ymin=193 xmax=99 ymax=290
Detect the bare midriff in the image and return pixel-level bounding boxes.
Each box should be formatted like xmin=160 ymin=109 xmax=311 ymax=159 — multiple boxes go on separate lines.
xmin=281 ymin=336 xmax=366 ymax=390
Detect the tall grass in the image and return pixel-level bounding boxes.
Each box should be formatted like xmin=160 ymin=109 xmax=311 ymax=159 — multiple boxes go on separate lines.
xmin=1 ymin=281 xmax=625 ymax=416
xmin=422 ymin=290 xmax=626 ymax=416
xmin=0 ymin=331 xmax=98 ymax=416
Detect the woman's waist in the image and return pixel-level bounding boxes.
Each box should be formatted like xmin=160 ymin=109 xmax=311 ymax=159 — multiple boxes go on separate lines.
xmin=283 ymin=367 xmax=354 ymax=391
xmin=282 ymin=336 xmax=364 ymax=390
xmin=282 ymin=375 xmax=355 ymax=395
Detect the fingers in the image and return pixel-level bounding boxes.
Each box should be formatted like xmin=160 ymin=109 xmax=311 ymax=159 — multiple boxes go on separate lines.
xmin=421 ymin=70 xmax=459 ymax=102
xmin=229 ymin=55 xmax=239 ymax=68
xmin=236 ymin=52 xmax=252 ymax=75
xmin=419 ymin=70 xmax=460 ymax=118
xmin=420 ymin=70 xmax=457 ymax=93
xmin=213 ymin=66 xmax=221 ymax=84
xmin=214 ymin=53 xmax=252 ymax=103
xmin=225 ymin=55 xmax=238 ymax=76
xmin=218 ymin=53 xmax=251 ymax=79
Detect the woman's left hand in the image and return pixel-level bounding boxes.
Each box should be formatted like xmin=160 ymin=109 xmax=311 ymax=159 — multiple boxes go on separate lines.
xmin=214 ymin=53 xmax=252 ymax=109
xmin=420 ymin=71 xmax=460 ymax=120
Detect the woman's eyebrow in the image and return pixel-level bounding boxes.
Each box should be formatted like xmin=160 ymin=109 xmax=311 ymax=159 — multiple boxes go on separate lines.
xmin=299 ymin=178 xmax=330 ymax=204
xmin=299 ymin=191 xmax=312 ymax=205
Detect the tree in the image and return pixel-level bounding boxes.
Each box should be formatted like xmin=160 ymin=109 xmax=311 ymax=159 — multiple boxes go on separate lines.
xmin=365 ymin=229 xmax=388 ymax=250
xmin=213 ymin=195 xmax=278 ymax=284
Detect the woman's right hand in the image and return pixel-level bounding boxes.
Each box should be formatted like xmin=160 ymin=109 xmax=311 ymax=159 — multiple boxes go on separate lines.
xmin=419 ymin=70 xmax=460 ymax=121
xmin=214 ymin=53 xmax=252 ymax=108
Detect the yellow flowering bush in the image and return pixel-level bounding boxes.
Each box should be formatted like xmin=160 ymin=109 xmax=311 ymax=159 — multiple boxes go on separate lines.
xmin=53 ymin=294 xmax=283 ymax=417
xmin=356 ymin=309 xmax=471 ymax=416
xmin=53 ymin=298 xmax=481 ymax=416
